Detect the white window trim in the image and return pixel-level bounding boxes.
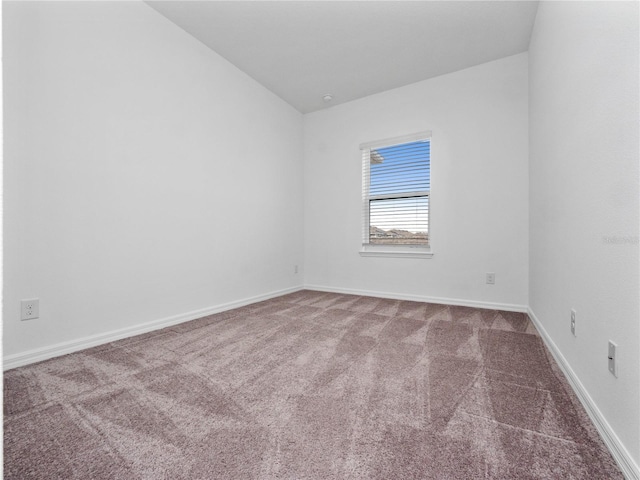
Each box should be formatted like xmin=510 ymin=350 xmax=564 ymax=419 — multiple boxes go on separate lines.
xmin=359 ymin=244 xmax=434 ymax=259
xmin=359 ymin=131 xmax=432 ymax=150
xmin=360 ymin=131 xmax=433 ymax=259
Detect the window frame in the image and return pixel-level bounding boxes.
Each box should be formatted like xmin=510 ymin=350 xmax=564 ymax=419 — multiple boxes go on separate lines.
xmin=360 ymin=131 xmax=433 ymax=259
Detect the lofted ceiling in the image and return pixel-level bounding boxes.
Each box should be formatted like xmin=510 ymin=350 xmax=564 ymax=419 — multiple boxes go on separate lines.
xmin=146 ymin=1 xmax=539 ymax=113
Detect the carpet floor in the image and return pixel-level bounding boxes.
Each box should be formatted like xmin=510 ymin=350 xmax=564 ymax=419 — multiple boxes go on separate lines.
xmin=4 ymin=290 xmax=622 ymax=479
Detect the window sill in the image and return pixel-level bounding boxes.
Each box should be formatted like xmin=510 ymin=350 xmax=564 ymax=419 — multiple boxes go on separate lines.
xmin=359 ymin=246 xmax=433 ymax=259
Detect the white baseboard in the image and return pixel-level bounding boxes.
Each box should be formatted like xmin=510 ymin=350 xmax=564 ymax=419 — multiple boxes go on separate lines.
xmin=527 ymin=307 xmax=639 ymax=480
xmin=304 ymin=284 xmax=528 ymax=313
xmin=2 ymin=285 xmax=303 ymax=371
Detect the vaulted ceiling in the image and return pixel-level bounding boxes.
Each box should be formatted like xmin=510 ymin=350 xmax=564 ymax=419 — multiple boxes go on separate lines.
xmin=146 ymin=1 xmax=539 ymax=113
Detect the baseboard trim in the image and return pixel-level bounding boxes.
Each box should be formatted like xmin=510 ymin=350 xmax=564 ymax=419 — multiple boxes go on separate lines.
xmin=304 ymin=284 xmax=528 ymax=313
xmin=3 ymin=285 xmax=304 ymax=371
xmin=527 ymin=307 xmax=639 ymax=480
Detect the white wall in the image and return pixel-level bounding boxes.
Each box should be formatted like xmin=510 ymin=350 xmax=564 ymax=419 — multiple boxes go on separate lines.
xmin=3 ymin=1 xmax=304 ymax=358
xmin=303 ymin=54 xmax=529 ymax=309
xmin=529 ymin=0 xmax=639 ymax=469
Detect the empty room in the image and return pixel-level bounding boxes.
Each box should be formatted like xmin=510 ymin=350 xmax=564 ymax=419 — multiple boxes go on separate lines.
xmin=2 ymin=0 xmax=639 ymax=478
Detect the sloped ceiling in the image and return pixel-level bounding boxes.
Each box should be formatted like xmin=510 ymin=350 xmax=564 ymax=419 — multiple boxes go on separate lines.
xmin=147 ymin=1 xmax=539 ymax=113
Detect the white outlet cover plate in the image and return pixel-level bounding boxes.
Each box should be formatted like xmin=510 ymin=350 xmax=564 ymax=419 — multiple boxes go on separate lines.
xmin=608 ymin=341 xmax=618 ymax=377
xmin=21 ymin=299 xmax=40 ymax=321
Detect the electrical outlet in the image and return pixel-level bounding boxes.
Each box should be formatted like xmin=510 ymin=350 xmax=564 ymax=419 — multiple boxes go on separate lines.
xmin=608 ymin=341 xmax=618 ymax=377
xmin=486 ymin=272 xmax=495 ymax=285
xmin=570 ymin=309 xmax=576 ymax=336
xmin=294 ymin=265 xmax=299 ymax=274
xmin=21 ymin=298 xmax=40 ymax=321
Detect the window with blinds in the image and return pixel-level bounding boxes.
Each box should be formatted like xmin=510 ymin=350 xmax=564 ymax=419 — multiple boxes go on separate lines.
xmin=361 ymin=132 xmax=431 ymax=248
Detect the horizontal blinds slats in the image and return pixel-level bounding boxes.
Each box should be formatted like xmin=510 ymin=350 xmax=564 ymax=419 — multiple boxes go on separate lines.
xmin=371 ymin=184 xmax=431 ymax=192
xmin=370 ymin=162 xmax=430 ymax=173
xmin=370 ymin=150 xmax=431 ymax=162
xmin=370 ymin=188 xmax=428 ymax=196
xmin=371 ymin=145 xmax=431 ymax=156
xmin=370 ymin=181 xmax=429 ymax=189
xmin=362 ymin=135 xmax=430 ymax=246
xmin=371 ymin=179 xmax=430 ymax=188
xmin=370 ymin=206 xmax=429 ymax=212
xmin=371 ymin=164 xmax=429 ymax=178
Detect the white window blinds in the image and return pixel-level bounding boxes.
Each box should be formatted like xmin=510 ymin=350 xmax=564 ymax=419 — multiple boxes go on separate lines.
xmin=361 ymin=132 xmax=431 ymax=247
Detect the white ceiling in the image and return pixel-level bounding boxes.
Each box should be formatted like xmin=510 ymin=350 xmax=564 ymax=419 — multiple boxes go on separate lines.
xmin=146 ymin=1 xmax=539 ymax=113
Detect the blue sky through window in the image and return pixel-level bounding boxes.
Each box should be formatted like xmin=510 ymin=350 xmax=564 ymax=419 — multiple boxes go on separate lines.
xmin=370 ymin=140 xmax=430 ymax=196
xmin=369 ymin=140 xmax=430 ymax=235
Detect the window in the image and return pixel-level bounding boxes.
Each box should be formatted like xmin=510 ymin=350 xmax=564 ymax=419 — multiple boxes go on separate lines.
xmin=360 ymin=131 xmax=432 ymax=258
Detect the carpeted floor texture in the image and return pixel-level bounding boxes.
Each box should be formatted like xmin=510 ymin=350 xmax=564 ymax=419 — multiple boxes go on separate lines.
xmin=4 ymin=290 xmax=622 ymax=479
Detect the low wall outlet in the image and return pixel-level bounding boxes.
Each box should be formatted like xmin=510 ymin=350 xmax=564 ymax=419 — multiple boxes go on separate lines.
xmin=570 ymin=309 xmax=576 ymax=336
xmin=21 ymin=299 xmax=40 ymax=321
xmin=608 ymin=341 xmax=618 ymax=377
xmin=486 ymin=273 xmax=495 ymax=285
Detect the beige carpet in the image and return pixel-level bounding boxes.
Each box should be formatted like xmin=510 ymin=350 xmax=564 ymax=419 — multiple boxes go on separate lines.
xmin=4 ymin=290 xmax=622 ymax=479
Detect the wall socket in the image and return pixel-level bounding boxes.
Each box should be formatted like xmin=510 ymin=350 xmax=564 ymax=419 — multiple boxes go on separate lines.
xmin=21 ymin=298 xmax=40 ymax=321
xmin=608 ymin=341 xmax=618 ymax=377
xmin=486 ymin=272 xmax=495 ymax=284
xmin=570 ymin=309 xmax=576 ymax=336
xmin=294 ymin=265 xmax=299 ymax=274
